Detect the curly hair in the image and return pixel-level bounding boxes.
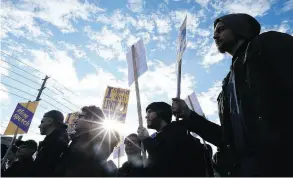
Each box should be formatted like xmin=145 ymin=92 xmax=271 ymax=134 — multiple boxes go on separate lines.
xmin=81 ymin=105 xmax=105 ymax=121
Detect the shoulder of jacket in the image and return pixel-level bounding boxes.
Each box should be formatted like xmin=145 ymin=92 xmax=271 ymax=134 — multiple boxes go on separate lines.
xmin=250 ymin=31 xmax=291 ymax=47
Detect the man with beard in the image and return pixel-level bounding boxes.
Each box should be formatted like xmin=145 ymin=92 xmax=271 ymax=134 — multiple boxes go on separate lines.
xmin=138 ymin=102 xmax=207 ymax=177
xmin=32 ymin=110 xmax=69 ymax=176
xmin=54 ymin=105 xmax=119 ymax=177
xmin=172 ymin=13 xmax=293 ymax=176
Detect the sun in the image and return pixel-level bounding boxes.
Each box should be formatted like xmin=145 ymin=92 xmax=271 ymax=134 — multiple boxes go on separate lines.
xmin=102 ymin=118 xmax=125 ymax=134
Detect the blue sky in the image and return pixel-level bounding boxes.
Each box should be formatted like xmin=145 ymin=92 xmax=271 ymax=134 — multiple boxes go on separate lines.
xmin=1 ymin=0 xmax=292 ymax=163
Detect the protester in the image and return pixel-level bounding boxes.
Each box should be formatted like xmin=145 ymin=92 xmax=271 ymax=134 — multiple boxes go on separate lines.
xmin=54 ymin=105 xmax=119 ymax=177
xmin=117 ymin=134 xmax=146 ymax=177
xmin=32 ymin=110 xmax=69 ymax=176
xmin=138 ymin=102 xmax=206 ymax=177
xmin=172 ymin=13 xmax=293 ymax=176
xmin=2 ymin=140 xmax=37 ymax=177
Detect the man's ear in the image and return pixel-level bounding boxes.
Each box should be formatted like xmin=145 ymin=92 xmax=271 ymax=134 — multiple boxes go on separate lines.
xmin=47 ymin=117 xmax=54 ymax=125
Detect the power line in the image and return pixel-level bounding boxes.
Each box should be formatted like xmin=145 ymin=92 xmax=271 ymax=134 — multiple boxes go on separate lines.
xmin=41 ymin=99 xmax=68 ymax=114
xmin=42 ymin=92 xmax=75 ymax=112
xmin=0 ymin=59 xmax=43 ymax=80
xmin=1 ymin=60 xmax=79 ymax=110
xmin=39 ymin=104 xmax=48 ymax=110
xmin=1 ymin=51 xmax=79 ymax=96
xmin=1 ymin=74 xmax=38 ymax=91
xmin=44 ymin=89 xmax=80 ymax=110
xmin=63 ymin=97 xmax=80 ymax=110
xmin=1 ymin=82 xmax=36 ymax=98
xmin=0 ymin=89 xmax=31 ymax=101
xmin=46 ymin=87 xmax=59 ymax=96
xmin=1 ymin=51 xmax=44 ymax=76
xmin=0 ymin=66 xmax=41 ymax=86
xmin=48 ymin=85 xmax=64 ymax=95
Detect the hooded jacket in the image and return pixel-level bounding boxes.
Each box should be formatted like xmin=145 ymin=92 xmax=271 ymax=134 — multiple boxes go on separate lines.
xmin=183 ymin=14 xmax=293 ymax=176
xmin=31 ymin=128 xmax=69 ymax=176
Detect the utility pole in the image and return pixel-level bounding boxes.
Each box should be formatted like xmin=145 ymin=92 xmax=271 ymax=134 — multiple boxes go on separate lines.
xmin=36 ymin=75 xmax=49 ymax=101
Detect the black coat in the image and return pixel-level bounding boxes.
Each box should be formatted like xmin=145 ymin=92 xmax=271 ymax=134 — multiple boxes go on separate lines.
xmin=117 ymin=157 xmax=147 ymax=177
xmin=2 ymin=158 xmax=34 ymax=177
xmin=143 ymin=121 xmax=207 ymax=177
xmin=184 ymin=31 xmax=293 ymax=176
xmin=31 ymin=129 xmax=69 ymax=176
xmin=54 ymin=141 xmax=117 ymax=177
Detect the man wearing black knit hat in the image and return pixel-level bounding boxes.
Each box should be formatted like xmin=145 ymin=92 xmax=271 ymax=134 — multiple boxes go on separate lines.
xmin=172 ymin=13 xmax=293 ymax=176
xmin=138 ymin=102 xmax=207 ymax=177
xmin=31 ymin=110 xmax=69 ymax=176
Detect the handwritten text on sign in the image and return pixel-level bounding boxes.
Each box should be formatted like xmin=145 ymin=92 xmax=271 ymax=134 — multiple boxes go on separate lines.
xmin=102 ymin=86 xmax=130 ymax=123
xmin=10 ymin=104 xmax=34 ymax=133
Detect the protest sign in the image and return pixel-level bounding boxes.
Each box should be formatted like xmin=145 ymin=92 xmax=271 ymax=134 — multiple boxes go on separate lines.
xmin=102 ymin=86 xmax=130 ymax=123
xmin=127 ymin=39 xmax=148 ymax=86
xmin=177 ymin=15 xmax=187 ymax=62
xmin=185 ymin=92 xmax=204 ymax=117
xmin=4 ymin=101 xmax=39 ymax=135
xmin=65 ymin=112 xmax=79 ymax=135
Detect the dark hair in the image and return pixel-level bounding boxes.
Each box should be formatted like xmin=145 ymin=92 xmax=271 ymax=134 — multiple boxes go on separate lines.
xmin=81 ymin=105 xmax=105 ymax=121
xmin=44 ymin=110 xmax=67 ymax=129
xmin=146 ymin=102 xmax=172 ymax=124
xmin=22 ymin=140 xmax=38 ymax=151
xmin=125 ymin=133 xmax=141 ymax=144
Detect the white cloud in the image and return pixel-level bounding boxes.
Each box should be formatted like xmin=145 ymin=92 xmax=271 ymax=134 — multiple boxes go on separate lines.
xmin=195 ymin=28 xmax=211 ymax=37
xmin=187 ymin=36 xmax=210 ymax=51
xmin=197 ymin=81 xmax=222 ymax=117
xmin=153 ymin=15 xmax=172 ymax=34
xmin=127 ymin=0 xmax=144 ymax=13
xmin=135 ymin=15 xmax=156 ymax=33
xmin=28 ymin=49 xmax=79 ymax=88
xmin=30 ymin=0 xmax=104 ymax=33
xmin=85 ymin=26 xmax=125 ymax=61
xmin=281 ymin=0 xmax=293 ymax=12
xmin=211 ymin=0 xmax=274 ymax=17
xmin=137 ymin=32 xmax=151 ymax=44
xmin=0 ymin=1 xmax=46 ymax=40
xmin=96 ymin=10 xmax=136 ymax=30
xmin=262 ymin=21 xmax=292 ymax=34
xmin=1 ymin=0 xmax=104 ymax=38
xmin=195 ymin=0 xmax=211 ymax=7
xmin=170 ymin=10 xmax=200 ymax=36
xmin=139 ymin=60 xmax=195 ymax=99
xmin=0 ymin=83 xmax=9 ymax=103
xmin=201 ymin=43 xmax=225 ymax=68
xmin=58 ymin=41 xmax=87 ymax=59
xmin=152 ymin=35 xmax=170 ymax=50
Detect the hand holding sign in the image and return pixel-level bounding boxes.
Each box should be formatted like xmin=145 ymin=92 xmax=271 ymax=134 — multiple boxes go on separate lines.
xmin=172 ymin=98 xmax=192 ymax=119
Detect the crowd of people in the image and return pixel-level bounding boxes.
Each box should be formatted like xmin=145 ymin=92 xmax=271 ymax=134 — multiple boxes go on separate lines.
xmin=1 ymin=13 xmax=293 ymax=177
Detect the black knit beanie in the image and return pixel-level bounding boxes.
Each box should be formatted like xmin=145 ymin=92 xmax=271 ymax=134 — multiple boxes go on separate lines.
xmin=146 ymin=102 xmax=172 ymax=124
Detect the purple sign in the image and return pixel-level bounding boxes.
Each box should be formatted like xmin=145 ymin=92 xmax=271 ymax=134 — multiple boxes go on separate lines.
xmin=10 ymin=104 xmax=34 ymax=133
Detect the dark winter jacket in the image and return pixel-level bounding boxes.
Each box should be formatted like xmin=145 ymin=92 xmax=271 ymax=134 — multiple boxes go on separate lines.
xmin=31 ymin=128 xmax=69 ymax=176
xmin=117 ymin=156 xmax=147 ymax=177
xmin=2 ymin=158 xmax=34 ymax=177
xmin=54 ymin=140 xmax=117 ymax=177
xmin=142 ymin=121 xmax=207 ymax=177
xmin=183 ymin=31 xmax=293 ymax=176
